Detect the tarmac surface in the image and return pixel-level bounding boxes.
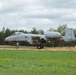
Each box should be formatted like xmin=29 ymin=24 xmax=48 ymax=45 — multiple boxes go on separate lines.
xmin=0 ymin=45 xmax=76 ymax=51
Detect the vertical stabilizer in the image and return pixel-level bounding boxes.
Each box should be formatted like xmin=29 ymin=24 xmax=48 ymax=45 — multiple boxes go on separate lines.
xmin=64 ymin=28 xmax=75 ymax=42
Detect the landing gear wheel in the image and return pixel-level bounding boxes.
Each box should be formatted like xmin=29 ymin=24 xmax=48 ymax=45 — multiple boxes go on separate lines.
xmin=37 ymin=44 xmax=44 ymax=49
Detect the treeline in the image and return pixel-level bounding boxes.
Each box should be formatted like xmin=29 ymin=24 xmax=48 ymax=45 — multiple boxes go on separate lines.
xmin=0 ymin=24 xmax=76 ymax=47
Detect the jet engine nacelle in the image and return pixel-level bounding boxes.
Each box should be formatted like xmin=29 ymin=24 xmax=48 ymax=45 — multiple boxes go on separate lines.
xmin=45 ymin=32 xmax=62 ymax=39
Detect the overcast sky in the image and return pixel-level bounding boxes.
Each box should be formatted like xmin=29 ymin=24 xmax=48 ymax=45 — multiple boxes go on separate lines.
xmin=0 ymin=0 xmax=76 ymax=31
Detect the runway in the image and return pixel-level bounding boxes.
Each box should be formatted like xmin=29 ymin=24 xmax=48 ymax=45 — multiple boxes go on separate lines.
xmin=0 ymin=45 xmax=76 ymax=51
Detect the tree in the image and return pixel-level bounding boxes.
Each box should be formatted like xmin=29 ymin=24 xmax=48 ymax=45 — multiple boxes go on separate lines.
xmin=2 ymin=27 xmax=5 ymax=33
xmin=57 ymin=24 xmax=67 ymax=35
xmin=0 ymin=27 xmax=5 ymax=44
xmin=73 ymin=28 xmax=76 ymax=37
xmin=37 ymin=29 xmax=44 ymax=34
xmin=48 ymin=28 xmax=57 ymax=32
xmin=4 ymin=28 xmax=11 ymax=37
xmin=31 ymin=28 xmax=39 ymax=34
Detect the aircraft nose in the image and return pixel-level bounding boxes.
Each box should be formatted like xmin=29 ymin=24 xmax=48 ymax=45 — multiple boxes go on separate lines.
xmin=4 ymin=37 xmax=9 ymax=41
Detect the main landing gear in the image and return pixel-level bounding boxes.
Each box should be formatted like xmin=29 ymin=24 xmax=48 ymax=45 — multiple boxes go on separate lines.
xmin=37 ymin=44 xmax=44 ymax=49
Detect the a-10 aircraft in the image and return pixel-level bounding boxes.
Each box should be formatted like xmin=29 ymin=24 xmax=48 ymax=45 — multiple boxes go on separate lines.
xmin=4 ymin=28 xmax=76 ymax=49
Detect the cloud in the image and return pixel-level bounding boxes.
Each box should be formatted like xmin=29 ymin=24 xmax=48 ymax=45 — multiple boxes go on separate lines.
xmin=0 ymin=0 xmax=76 ymax=31
xmin=41 ymin=0 xmax=76 ymax=9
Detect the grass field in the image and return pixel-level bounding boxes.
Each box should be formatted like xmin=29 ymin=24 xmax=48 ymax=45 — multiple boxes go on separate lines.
xmin=0 ymin=50 xmax=76 ymax=75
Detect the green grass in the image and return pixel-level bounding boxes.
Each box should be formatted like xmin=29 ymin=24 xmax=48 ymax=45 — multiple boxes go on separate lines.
xmin=0 ymin=50 xmax=76 ymax=75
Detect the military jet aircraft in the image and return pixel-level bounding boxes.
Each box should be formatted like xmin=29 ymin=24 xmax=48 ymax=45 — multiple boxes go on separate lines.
xmin=4 ymin=28 xmax=76 ymax=49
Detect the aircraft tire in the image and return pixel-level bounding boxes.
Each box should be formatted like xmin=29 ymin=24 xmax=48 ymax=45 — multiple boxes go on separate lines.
xmin=37 ymin=44 xmax=44 ymax=49
xmin=41 ymin=44 xmax=44 ymax=49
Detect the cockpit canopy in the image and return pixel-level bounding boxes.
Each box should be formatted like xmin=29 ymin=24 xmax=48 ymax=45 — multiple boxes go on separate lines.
xmin=12 ymin=32 xmax=24 ymax=35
